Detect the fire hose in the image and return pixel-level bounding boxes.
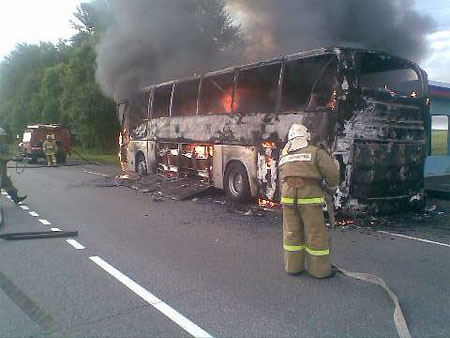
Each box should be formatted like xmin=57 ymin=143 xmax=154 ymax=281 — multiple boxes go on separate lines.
xmin=7 ymin=150 xmax=100 ymax=173
xmin=325 ymin=193 xmax=411 ymax=338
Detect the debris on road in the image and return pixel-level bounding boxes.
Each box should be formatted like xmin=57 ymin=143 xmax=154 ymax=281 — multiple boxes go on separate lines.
xmin=91 ymin=171 xmax=450 ymax=234
xmin=84 ymin=170 xmax=110 ymax=178
xmin=0 ymin=231 xmax=78 ymax=240
xmin=109 ymin=173 xmax=213 ymax=201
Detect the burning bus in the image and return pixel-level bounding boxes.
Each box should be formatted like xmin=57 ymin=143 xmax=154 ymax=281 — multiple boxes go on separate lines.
xmin=118 ymin=47 xmax=430 ymax=214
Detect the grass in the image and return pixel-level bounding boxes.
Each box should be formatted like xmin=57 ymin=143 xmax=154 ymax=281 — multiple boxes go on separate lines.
xmin=431 ymin=130 xmax=449 ymax=156
xmin=70 ymin=146 xmax=119 ymax=165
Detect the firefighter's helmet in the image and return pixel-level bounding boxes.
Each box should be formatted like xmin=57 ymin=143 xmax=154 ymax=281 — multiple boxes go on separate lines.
xmin=286 ymin=123 xmax=311 ymax=151
xmin=288 ymin=123 xmax=310 ymax=141
xmin=46 ymin=134 xmax=52 ymax=140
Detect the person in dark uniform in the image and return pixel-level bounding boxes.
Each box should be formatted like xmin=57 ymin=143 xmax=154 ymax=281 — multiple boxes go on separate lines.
xmin=0 ymin=127 xmax=26 ymax=204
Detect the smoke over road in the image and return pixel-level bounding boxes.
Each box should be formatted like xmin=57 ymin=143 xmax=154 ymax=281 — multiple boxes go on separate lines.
xmin=95 ymin=0 xmax=434 ymax=101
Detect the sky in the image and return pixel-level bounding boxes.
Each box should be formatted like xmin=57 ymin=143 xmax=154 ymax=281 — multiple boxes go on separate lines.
xmin=0 ymin=0 xmax=449 ymax=83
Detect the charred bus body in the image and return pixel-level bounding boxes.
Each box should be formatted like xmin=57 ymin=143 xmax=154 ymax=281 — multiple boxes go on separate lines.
xmin=119 ymin=47 xmax=430 ymax=215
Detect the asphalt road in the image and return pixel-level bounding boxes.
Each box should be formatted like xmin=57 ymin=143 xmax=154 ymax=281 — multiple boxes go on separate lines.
xmin=1 ymin=161 xmax=449 ymax=337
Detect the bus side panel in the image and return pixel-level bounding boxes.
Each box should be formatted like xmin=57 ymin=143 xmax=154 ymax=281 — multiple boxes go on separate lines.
xmin=212 ymin=146 xmax=224 ymax=189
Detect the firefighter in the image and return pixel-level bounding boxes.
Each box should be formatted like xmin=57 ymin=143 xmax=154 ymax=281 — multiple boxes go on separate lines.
xmin=43 ymin=134 xmax=57 ymax=166
xmin=279 ymin=123 xmax=339 ymax=278
xmin=0 ymin=127 xmax=27 ymax=204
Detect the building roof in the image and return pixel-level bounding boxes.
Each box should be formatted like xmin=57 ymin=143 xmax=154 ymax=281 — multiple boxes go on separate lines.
xmin=429 ymin=81 xmax=450 ymax=99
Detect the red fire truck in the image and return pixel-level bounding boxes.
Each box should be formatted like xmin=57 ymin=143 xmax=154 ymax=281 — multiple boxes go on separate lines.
xmin=19 ymin=124 xmax=71 ymax=163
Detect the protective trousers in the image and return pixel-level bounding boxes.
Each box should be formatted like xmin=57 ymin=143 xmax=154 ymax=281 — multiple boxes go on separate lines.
xmin=0 ymin=162 xmax=18 ymax=199
xmin=282 ymin=185 xmax=331 ymax=278
xmin=46 ymin=154 xmax=56 ymax=166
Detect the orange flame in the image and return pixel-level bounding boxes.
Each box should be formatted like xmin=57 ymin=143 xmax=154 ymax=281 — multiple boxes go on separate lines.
xmin=336 ymin=218 xmax=355 ymax=226
xmin=258 ymin=197 xmax=280 ymax=209
xmin=261 ymin=141 xmax=276 ymax=149
xmin=220 ymin=89 xmax=238 ymax=113
xmin=118 ymin=128 xmax=129 ymax=173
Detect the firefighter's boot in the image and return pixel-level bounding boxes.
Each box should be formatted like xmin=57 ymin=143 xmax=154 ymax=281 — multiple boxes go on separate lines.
xmin=8 ymin=189 xmax=27 ymax=204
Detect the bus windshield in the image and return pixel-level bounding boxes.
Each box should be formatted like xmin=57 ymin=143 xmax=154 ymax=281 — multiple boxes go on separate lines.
xmin=357 ymin=52 xmax=423 ymax=97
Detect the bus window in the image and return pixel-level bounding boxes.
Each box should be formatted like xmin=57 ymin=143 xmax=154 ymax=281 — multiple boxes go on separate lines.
xmin=235 ymin=63 xmax=281 ymax=114
xmin=431 ymin=115 xmax=449 ymax=155
xmin=172 ymin=79 xmax=200 ymax=117
xmin=281 ymin=55 xmax=338 ymax=112
xmin=152 ymin=84 xmax=172 ymax=119
xmin=130 ymin=90 xmax=150 ymax=138
xmin=357 ymin=52 xmax=422 ymax=96
xmin=199 ymin=72 xmax=234 ymax=115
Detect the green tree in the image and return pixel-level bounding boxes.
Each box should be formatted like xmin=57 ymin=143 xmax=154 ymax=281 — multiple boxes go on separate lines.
xmin=59 ymin=36 xmax=118 ymax=150
xmin=0 ymin=42 xmax=65 ymax=138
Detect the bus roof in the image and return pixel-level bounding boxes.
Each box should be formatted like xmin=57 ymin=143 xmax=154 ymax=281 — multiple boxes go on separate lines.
xmin=136 ymin=46 xmax=422 ymax=93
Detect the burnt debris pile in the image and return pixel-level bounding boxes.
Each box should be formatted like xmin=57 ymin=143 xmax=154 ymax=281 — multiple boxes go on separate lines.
xmin=111 ymin=174 xmax=214 ymax=201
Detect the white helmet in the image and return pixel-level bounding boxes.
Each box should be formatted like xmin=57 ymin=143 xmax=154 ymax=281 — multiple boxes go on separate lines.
xmin=285 ymin=123 xmax=311 ymax=151
xmin=0 ymin=127 xmax=7 ymax=137
xmin=288 ymin=123 xmax=311 ymax=141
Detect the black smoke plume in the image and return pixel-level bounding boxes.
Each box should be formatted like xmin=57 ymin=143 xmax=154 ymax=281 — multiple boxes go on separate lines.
xmin=94 ymin=0 xmax=434 ymax=101
xmin=227 ymin=0 xmax=434 ymax=62
xmin=95 ymin=0 xmax=242 ymax=101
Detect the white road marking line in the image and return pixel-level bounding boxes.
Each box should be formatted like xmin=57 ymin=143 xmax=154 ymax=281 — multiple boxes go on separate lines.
xmin=28 ymin=211 xmax=39 ymax=217
xmin=89 ymin=256 xmax=213 ymax=338
xmin=66 ymin=239 xmax=85 ymax=250
xmin=377 ymin=230 xmax=450 ymax=248
xmin=39 ymin=219 xmax=51 ymax=225
xmin=50 ymin=228 xmax=62 ymax=232
xmin=20 ymin=205 xmax=30 ymax=210
xmin=1 ymin=191 xmax=7 ymax=195
xmin=6 ymin=195 xmax=11 ymax=199
xmin=83 ymin=170 xmax=109 ymax=178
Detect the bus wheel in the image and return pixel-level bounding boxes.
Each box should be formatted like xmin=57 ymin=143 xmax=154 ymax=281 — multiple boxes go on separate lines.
xmin=224 ymin=162 xmax=251 ymax=203
xmin=136 ymin=153 xmax=148 ymax=175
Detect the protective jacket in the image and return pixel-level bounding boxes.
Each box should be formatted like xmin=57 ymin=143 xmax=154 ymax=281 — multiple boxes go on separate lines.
xmin=279 ymin=144 xmax=339 ymax=202
xmin=0 ymin=143 xmax=10 ymax=162
xmin=279 ymin=143 xmax=339 ymax=278
xmin=43 ymin=139 xmax=57 ymax=156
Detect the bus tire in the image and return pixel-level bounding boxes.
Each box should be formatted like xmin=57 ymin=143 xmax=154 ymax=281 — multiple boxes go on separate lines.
xmin=136 ymin=153 xmax=148 ymax=175
xmin=224 ymin=161 xmax=251 ymax=203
